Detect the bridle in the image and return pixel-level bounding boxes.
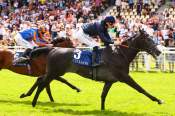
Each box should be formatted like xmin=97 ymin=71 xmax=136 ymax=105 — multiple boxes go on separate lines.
xmin=120 ymin=32 xmax=157 ymax=54
xmin=118 ymin=32 xmax=157 ymax=63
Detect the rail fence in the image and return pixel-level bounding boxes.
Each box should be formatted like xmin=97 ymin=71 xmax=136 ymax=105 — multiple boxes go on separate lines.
xmin=5 ymin=46 xmax=175 ymax=72
xmin=130 ymin=47 xmax=175 ymax=72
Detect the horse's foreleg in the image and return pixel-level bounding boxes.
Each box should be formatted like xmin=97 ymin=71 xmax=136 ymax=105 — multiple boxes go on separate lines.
xmin=20 ymin=77 xmax=42 ymax=98
xmin=54 ymin=77 xmax=81 ymax=92
xmin=32 ymin=75 xmax=52 ymax=107
xmin=124 ymin=74 xmax=163 ymax=104
xmin=46 ymin=84 xmax=54 ymax=102
xmin=101 ymin=82 xmax=113 ymax=110
xmin=32 ymin=82 xmax=45 ymax=107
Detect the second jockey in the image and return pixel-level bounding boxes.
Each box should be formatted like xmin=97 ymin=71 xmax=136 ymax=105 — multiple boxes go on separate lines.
xmin=15 ymin=27 xmax=51 ymax=49
xmin=14 ymin=27 xmax=52 ymax=64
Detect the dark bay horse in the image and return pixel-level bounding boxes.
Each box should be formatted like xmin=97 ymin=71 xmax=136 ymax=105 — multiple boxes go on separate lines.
xmin=29 ymin=30 xmax=163 ymax=110
xmin=0 ymin=37 xmax=80 ymax=102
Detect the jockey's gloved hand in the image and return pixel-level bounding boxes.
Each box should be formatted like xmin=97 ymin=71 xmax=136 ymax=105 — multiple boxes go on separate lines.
xmin=104 ymin=42 xmax=114 ymax=47
xmin=105 ymin=40 xmax=114 ymax=45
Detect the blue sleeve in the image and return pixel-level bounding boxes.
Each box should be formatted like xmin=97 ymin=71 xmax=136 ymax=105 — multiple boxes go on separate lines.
xmin=98 ymin=32 xmax=114 ymax=44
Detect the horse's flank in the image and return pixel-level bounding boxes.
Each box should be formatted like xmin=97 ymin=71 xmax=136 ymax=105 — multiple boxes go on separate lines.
xmin=0 ymin=48 xmax=46 ymax=76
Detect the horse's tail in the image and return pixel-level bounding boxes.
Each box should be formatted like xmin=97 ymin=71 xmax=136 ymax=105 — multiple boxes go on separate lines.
xmin=30 ymin=47 xmax=53 ymax=58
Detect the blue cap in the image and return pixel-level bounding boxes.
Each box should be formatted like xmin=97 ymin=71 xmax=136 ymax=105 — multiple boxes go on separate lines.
xmin=104 ymin=16 xmax=115 ymax=24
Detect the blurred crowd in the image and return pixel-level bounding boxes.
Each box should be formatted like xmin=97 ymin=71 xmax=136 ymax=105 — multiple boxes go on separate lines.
xmin=107 ymin=0 xmax=175 ymax=48
xmin=0 ymin=0 xmax=175 ymax=48
xmin=0 ymin=0 xmax=109 ymax=46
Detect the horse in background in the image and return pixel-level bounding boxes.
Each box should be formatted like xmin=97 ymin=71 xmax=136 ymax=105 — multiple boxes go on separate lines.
xmin=0 ymin=37 xmax=80 ymax=102
xmin=28 ymin=30 xmax=163 ymax=110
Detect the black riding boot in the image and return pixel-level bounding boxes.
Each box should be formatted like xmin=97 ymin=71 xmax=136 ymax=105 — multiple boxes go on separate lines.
xmin=92 ymin=46 xmax=99 ymax=67
xmin=13 ymin=48 xmax=32 ymax=64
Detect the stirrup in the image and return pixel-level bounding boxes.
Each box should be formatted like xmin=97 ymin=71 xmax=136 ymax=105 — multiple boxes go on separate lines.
xmin=92 ymin=62 xmax=100 ymax=67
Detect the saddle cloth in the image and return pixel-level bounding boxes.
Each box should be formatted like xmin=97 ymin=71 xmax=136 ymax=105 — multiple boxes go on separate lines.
xmin=72 ymin=49 xmax=102 ymax=67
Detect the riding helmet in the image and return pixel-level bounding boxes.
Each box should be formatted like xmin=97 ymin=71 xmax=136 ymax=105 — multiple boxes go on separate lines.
xmin=104 ymin=16 xmax=115 ymax=24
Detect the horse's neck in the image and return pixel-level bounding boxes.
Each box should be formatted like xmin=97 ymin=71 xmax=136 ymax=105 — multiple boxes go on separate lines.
xmin=120 ymin=47 xmax=138 ymax=63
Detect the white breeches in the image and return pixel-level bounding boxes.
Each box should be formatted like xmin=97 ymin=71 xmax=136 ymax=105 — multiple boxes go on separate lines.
xmin=15 ymin=33 xmax=38 ymax=49
xmin=73 ymin=28 xmax=100 ymax=47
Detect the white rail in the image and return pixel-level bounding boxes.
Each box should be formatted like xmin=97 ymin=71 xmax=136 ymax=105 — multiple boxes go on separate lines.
xmin=3 ymin=46 xmax=175 ymax=72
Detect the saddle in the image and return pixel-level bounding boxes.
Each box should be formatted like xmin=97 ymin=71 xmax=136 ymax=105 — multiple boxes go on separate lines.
xmin=73 ymin=48 xmax=102 ymax=67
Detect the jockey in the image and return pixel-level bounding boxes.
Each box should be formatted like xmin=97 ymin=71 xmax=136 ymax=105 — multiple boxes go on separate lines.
xmin=74 ymin=15 xmax=115 ymax=66
xmin=34 ymin=26 xmax=51 ymax=46
xmin=14 ymin=27 xmax=52 ymax=64
xmin=75 ymin=15 xmax=115 ymax=47
xmin=15 ymin=27 xmax=51 ymax=48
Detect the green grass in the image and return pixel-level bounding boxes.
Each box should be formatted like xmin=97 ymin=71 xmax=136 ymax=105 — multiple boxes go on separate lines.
xmin=0 ymin=69 xmax=175 ymax=116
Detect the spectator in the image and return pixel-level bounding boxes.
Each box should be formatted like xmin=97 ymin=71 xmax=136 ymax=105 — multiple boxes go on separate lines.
xmin=0 ymin=23 xmax=3 ymax=40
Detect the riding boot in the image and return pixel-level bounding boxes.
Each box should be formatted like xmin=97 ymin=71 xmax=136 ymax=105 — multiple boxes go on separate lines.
xmin=22 ymin=48 xmax=33 ymax=57
xmin=13 ymin=48 xmax=32 ymax=64
xmin=13 ymin=57 xmax=30 ymax=64
xmin=92 ymin=46 xmax=99 ymax=67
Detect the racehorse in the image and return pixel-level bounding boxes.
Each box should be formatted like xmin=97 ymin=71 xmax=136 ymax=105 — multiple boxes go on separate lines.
xmin=28 ymin=30 xmax=163 ymax=110
xmin=0 ymin=37 xmax=80 ymax=102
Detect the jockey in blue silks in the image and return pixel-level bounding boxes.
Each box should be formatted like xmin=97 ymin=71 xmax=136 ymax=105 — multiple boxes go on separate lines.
xmin=15 ymin=27 xmax=50 ymax=49
xmin=15 ymin=28 xmax=38 ymax=49
xmin=14 ymin=27 xmax=51 ymax=64
xmin=74 ymin=16 xmax=115 ymax=66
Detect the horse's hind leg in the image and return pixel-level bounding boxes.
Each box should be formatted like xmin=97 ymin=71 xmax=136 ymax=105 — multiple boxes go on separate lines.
xmin=123 ymin=74 xmax=163 ymax=104
xmin=20 ymin=76 xmax=42 ymax=98
xmin=101 ymin=82 xmax=113 ymax=110
xmin=55 ymin=77 xmax=81 ymax=92
xmin=20 ymin=76 xmax=55 ymax=102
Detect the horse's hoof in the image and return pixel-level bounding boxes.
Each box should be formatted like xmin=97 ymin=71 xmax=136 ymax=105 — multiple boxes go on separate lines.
xmin=101 ymin=107 xmax=105 ymax=110
xmin=77 ymin=89 xmax=81 ymax=92
xmin=20 ymin=93 xmax=26 ymax=98
xmin=158 ymin=100 xmax=164 ymax=104
xmin=51 ymin=99 xmax=54 ymax=102
xmin=32 ymin=102 xmax=36 ymax=107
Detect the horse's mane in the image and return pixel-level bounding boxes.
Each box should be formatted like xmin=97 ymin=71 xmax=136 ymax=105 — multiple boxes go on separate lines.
xmin=121 ymin=32 xmax=140 ymax=45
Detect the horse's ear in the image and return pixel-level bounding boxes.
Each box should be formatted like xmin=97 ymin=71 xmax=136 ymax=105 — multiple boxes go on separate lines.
xmin=139 ymin=28 xmax=142 ymax=32
xmin=139 ymin=28 xmax=145 ymax=34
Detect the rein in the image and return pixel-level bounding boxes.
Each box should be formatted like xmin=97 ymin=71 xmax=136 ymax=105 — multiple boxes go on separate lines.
xmin=119 ymin=39 xmax=156 ymax=53
xmin=118 ymin=41 xmax=156 ymax=64
xmin=119 ymin=43 xmax=140 ymax=51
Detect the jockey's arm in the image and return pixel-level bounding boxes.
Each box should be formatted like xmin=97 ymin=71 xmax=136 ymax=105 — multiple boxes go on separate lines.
xmin=33 ymin=32 xmax=48 ymax=47
xmin=43 ymin=31 xmax=51 ymax=43
xmin=98 ymin=32 xmax=114 ymax=44
xmin=38 ymin=31 xmax=51 ymax=44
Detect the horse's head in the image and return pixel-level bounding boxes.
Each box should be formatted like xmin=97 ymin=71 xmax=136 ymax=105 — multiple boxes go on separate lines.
xmin=50 ymin=37 xmax=74 ymax=48
xmin=130 ymin=30 xmax=161 ymax=59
